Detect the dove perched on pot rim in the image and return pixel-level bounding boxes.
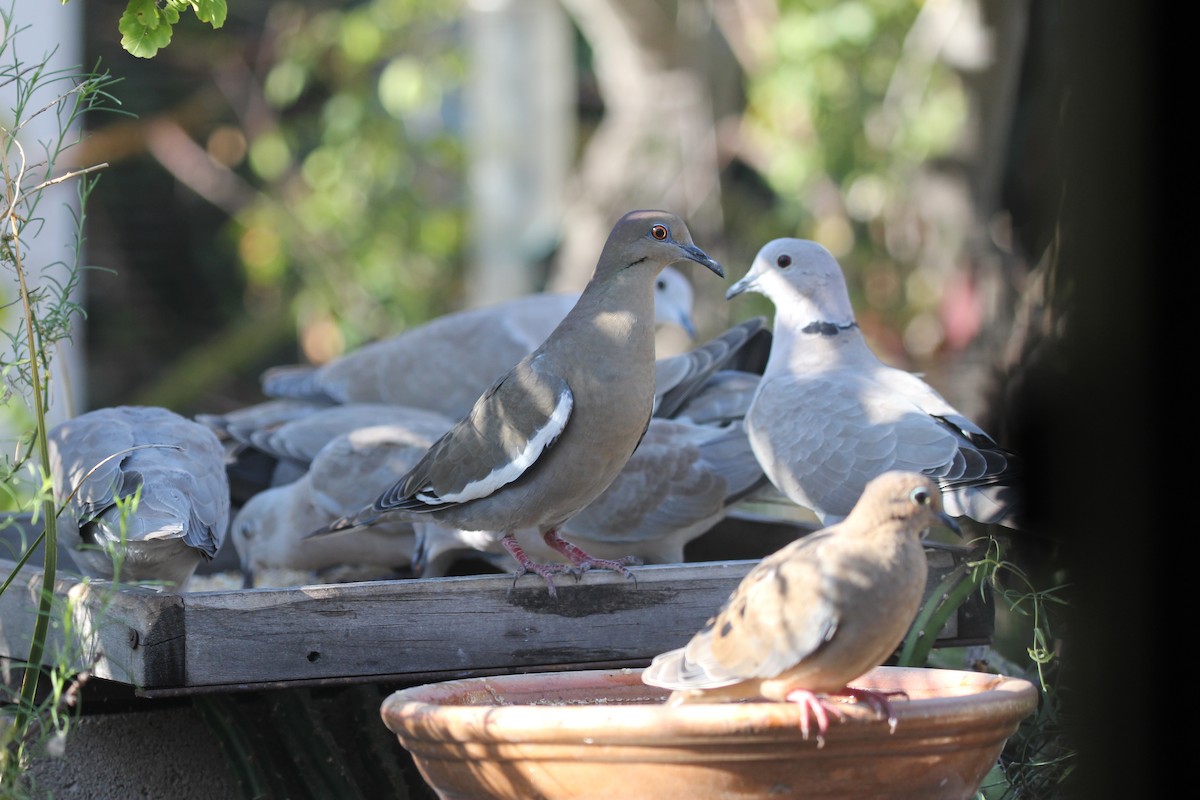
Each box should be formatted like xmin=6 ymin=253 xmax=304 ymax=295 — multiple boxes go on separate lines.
xmin=642 ymin=471 xmax=959 ymax=741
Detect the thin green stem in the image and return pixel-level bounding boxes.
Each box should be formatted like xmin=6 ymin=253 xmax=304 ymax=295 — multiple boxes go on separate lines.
xmin=6 ymin=171 xmax=58 ymax=737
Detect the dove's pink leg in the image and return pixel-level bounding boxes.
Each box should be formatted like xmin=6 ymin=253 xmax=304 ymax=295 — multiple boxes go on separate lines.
xmin=842 ymin=686 xmax=909 ymax=733
xmin=784 ymin=688 xmax=845 ymax=747
xmin=541 ymin=529 xmax=642 ymax=579
xmin=500 ymin=533 xmax=573 ymax=598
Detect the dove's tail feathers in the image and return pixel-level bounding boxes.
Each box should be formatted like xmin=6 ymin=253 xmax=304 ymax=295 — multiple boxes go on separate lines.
xmin=641 ymin=648 xmax=687 ymax=689
xmin=642 ymin=643 xmax=742 ymax=692
xmin=941 ymin=482 xmax=1024 ymax=530
xmin=306 ymin=509 xmax=378 ymax=539
xmin=261 ymin=364 xmax=336 ymax=403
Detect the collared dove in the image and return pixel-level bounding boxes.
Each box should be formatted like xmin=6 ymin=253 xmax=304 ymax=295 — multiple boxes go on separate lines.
xmin=725 ymin=238 xmax=1022 ymax=529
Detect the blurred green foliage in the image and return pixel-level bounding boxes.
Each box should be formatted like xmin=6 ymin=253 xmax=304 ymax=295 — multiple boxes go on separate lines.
xmin=230 ymin=0 xmax=466 ymax=363
xmin=81 ymin=0 xmax=980 ymax=409
xmin=742 ymin=0 xmax=970 ymax=362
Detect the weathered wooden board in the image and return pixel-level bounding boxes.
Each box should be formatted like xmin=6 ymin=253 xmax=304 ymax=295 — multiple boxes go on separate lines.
xmin=1 ymin=550 xmax=989 ymax=696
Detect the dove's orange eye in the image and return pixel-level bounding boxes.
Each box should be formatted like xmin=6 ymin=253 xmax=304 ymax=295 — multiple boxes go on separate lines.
xmin=651 ymin=225 xmax=669 ymax=240
xmin=776 ymin=254 xmax=792 ymax=268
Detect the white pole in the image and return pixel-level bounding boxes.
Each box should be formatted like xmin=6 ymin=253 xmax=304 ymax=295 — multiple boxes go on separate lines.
xmin=464 ymin=0 xmax=574 ymax=307
xmin=1 ymin=2 xmax=86 ymax=427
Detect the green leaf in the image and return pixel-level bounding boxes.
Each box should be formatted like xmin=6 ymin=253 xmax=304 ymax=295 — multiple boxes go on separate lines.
xmin=123 ymin=0 xmax=162 ymax=30
xmin=119 ymin=0 xmax=179 ymax=58
xmin=192 ymin=0 xmax=228 ymax=28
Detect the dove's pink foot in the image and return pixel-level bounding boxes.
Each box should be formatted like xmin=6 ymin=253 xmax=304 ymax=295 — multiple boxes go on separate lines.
xmin=784 ymin=688 xmax=845 ymax=747
xmin=501 ymin=534 xmax=573 ymax=598
xmin=542 ymin=529 xmax=642 ymax=581
xmin=843 ymin=686 xmax=909 ymax=733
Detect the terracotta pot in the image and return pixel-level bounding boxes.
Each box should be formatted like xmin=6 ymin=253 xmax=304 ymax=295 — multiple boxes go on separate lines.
xmin=380 ymin=665 xmax=1037 ymax=800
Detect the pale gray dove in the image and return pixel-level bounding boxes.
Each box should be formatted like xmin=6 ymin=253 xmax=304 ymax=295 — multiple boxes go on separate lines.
xmin=231 ymin=419 xmax=450 ymax=587
xmin=47 ymin=405 xmax=230 ymax=591
xmin=641 ymin=470 xmax=959 ymax=743
xmin=197 ymin=401 xmax=454 ymax=505
xmin=725 ymin=238 xmax=1022 ymax=528
xmin=306 ymin=210 xmax=725 ymax=596
xmin=260 ymin=265 xmax=697 ymax=420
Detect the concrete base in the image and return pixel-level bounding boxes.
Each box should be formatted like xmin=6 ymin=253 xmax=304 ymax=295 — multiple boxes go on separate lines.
xmin=19 ymin=683 xmax=437 ymax=799
xmin=26 ymin=705 xmax=238 ymax=799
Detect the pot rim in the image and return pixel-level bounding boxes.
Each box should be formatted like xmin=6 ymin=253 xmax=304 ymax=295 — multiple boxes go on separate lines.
xmin=381 ymin=665 xmax=1038 ymax=747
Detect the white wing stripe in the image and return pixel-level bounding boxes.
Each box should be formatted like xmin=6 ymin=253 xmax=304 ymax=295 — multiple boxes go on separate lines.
xmin=420 ymin=390 xmax=573 ymax=504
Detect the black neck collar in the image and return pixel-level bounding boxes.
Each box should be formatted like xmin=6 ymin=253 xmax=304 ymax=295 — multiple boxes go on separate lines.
xmin=801 ymin=320 xmax=858 ymax=336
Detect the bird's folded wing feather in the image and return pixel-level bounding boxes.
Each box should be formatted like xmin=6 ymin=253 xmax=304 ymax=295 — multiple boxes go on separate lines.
xmin=653 ymin=317 xmax=769 ymax=418
xmin=51 ymin=419 xmax=137 ymax=522
xmin=647 ymin=532 xmax=838 ymax=688
xmin=751 ymin=373 xmax=960 ymax=514
xmin=374 ymin=359 xmax=573 ymax=512
xmin=562 ymin=420 xmax=724 ymax=544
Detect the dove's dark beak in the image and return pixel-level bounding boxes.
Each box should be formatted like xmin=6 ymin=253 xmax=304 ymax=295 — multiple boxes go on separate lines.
xmin=676 ymin=243 xmax=724 ymax=278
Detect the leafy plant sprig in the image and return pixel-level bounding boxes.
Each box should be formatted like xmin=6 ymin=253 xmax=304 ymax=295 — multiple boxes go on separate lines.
xmin=1 ymin=7 xmax=119 ymax=790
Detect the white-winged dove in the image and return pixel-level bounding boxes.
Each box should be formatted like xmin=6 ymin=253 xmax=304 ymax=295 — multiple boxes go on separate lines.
xmin=259 ymin=266 xmax=697 ymax=421
xmin=413 ymin=416 xmax=769 ymax=577
xmin=203 ymin=319 xmax=765 ymax=509
xmin=47 ymin=405 xmax=231 ymax=591
xmin=206 ymin=321 xmax=785 ymax=584
xmin=725 ymin=238 xmax=1022 ymax=529
xmin=230 ymin=419 xmax=450 ymax=587
xmin=411 ymin=317 xmax=772 ymax=577
xmin=641 ymin=470 xmax=959 ymax=743
xmin=307 ymin=210 xmax=725 ymax=595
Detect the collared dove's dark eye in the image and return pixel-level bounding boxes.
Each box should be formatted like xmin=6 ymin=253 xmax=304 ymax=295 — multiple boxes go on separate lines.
xmin=909 ymin=487 xmax=931 ymax=506
xmin=656 ymin=278 xmax=666 ymax=290
xmin=651 ymin=224 xmax=669 ymax=240
xmin=776 ymin=254 xmax=793 ymax=268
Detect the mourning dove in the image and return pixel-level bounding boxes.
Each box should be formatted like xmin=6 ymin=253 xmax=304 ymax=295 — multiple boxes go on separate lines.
xmin=230 ymin=420 xmax=450 ymax=587
xmin=641 ymin=470 xmax=960 ymax=743
xmin=726 ymin=238 xmax=1022 ymax=528
xmin=47 ymin=405 xmax=231 ymax=591
xmin=260 ymin=266 xmax=697 ymax=420
xmin=413 ymin=416 xmax=768 ymax=577
xmin=307 ymin=210 xmax=725 ymax=595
